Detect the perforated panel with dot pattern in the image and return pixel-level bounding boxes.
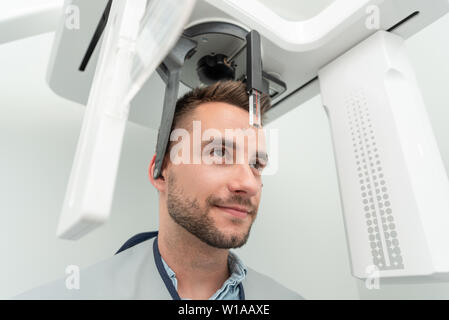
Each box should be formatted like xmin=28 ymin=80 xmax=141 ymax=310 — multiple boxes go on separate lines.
xmin=346 ymin=89 xmax=404 ymax=271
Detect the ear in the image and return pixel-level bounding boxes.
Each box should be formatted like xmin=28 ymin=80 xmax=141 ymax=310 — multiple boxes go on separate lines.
xmin=148 ymin=153 xmax=167 ymax=192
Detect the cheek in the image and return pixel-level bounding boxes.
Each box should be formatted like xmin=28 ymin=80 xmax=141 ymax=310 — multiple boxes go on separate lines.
xmin=171 ymin=163 xmax=226 ymax=198
xmin=189 ymin=163 xmax=229 ymax=185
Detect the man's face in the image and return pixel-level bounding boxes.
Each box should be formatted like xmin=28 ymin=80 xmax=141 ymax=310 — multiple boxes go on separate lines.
xmin=163 ymin=102 xmax=267 ymax=249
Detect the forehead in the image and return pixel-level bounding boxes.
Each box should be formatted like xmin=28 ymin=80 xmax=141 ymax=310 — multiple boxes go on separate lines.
xmin=193 ymin=101 xmax=260 ymax=131
xmin=191 ymin=101 xmax=267 ymax=151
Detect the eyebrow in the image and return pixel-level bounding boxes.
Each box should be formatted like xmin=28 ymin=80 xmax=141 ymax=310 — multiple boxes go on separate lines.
xmin=202 ymin=137 xmax=269 ymax=163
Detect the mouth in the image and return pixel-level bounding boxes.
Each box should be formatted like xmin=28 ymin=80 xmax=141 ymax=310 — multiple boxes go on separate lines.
xmin=214 ymin=205 xmax=249 ymax=219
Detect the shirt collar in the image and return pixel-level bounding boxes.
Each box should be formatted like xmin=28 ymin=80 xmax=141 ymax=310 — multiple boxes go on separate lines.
xmin=161 ymin=250 xmax=247 ymax=283
xmin=227 ymin=250 xmax=247 ymax=284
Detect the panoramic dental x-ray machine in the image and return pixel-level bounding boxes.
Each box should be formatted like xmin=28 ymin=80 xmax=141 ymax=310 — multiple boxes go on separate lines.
xmin=10 ymin=0 xmax=449 ymax=284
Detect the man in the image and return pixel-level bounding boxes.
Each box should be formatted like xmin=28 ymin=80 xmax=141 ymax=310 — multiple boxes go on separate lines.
xmin=15 ymin=81 xmax=304 ymax=300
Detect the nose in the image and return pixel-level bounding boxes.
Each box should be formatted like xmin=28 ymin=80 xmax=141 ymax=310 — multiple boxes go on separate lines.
xmin=227 ymin=163 xmax=261 ymax=197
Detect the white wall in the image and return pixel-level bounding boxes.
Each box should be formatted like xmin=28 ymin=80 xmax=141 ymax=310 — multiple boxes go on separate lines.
xmin=1 ymin=10 xmax=449 ymax=300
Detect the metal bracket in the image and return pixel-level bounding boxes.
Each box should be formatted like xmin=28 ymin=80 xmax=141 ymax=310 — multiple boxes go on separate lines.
xmin=153 ymin=36 xmax=197 ymax=179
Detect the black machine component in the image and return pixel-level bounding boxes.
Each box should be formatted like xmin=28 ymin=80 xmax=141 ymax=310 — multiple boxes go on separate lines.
xmin=153 ymin=36 xmax=197 ymax=179
xmin=245 ymin=30 xmax=265 ymax=127
xmin=197 ymin=54 xmax=236 ymax=85
xmin=245 ymin=30 xmax=265 ymax=94
xmin=178 ymin=22 xmax=286 ymax=99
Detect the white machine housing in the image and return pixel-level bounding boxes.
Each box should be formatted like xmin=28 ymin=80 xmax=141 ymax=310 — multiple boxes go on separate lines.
xmin=319 ymin=31 xmax=449 ymax=282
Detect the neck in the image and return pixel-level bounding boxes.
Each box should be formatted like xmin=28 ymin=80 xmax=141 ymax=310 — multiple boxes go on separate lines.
xmin=158 ymin=211 xmax=230 ymax=300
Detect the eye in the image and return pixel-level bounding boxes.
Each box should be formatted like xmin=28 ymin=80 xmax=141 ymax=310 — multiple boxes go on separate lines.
xmin=211 ymin=146 xmax=227 ymax=158
xmin=249 ymin=161 xmax=260 ymax=169
xmin=250 ymin=159 xmax=266 ymax=171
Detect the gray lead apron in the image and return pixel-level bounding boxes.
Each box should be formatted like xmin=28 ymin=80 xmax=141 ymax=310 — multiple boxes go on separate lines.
xmin=14 ymin=232 xmax=304 ymax=300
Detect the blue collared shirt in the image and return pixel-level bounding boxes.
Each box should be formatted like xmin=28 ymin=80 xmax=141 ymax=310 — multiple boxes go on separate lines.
xmin=161 ymin=250 xmax=247 ymax=300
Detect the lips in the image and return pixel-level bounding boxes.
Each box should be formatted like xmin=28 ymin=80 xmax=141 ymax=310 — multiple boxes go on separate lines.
xmin=215 ymin=205 xmax=249 ymax=219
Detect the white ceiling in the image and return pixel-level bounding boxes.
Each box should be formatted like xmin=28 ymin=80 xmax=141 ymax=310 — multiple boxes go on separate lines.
xmin=256 ymin=0 xmax=335 ymax=21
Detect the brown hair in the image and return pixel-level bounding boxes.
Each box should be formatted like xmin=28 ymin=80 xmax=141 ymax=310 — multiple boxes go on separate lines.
xmin=158 ymin=80 xmax=271 ymax=159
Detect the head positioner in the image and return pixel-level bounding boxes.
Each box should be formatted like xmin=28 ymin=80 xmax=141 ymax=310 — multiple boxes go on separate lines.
xmin=153 ymin=22 xmax=284 ymax=180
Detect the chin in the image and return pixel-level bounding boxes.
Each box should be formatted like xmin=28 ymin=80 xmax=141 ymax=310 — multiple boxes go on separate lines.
xmin=216 ymin=221 xmax=250 ymax=238
xmin=209 ymin=207 xmax=253 ymax=237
